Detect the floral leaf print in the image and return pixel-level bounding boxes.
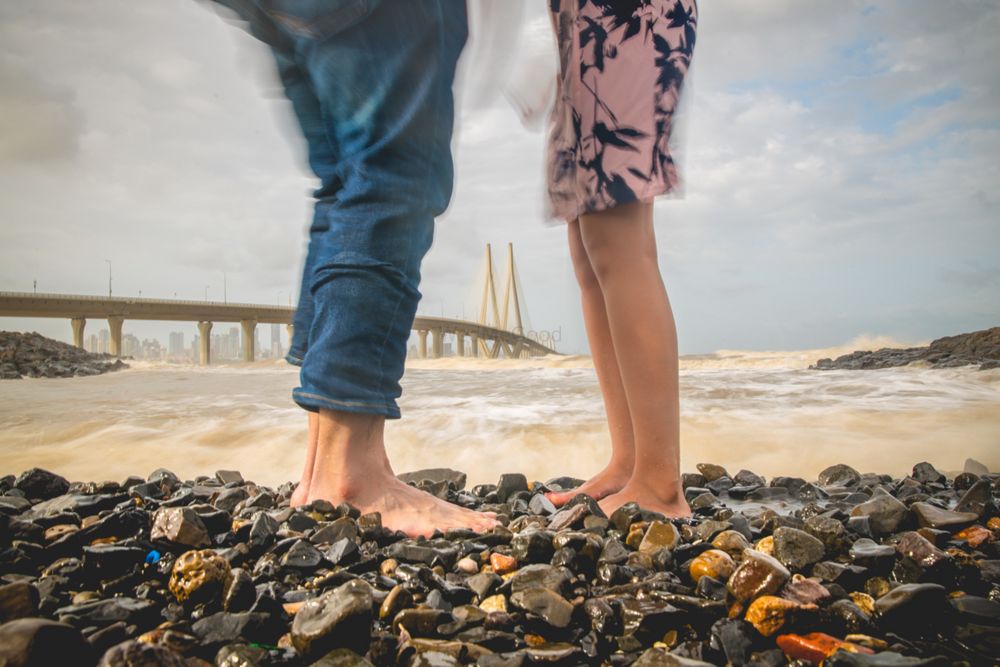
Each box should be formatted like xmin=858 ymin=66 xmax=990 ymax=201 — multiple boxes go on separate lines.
xmin=593 ymin=122 xmax=646 ymax=152
xmin=653 ymin=33 xmax=683 ymax=90
xmin=628 ymin=166 xmax=652 ymax=182
xmin=666 ymin=0 xmax=696 ymax=53
xmin=607 ymin=174 xmax=638 ymax=203
xmin=580 ymin=16 xmax=608 ymax=73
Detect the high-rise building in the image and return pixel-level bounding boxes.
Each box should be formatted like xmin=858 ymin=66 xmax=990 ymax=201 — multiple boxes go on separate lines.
xmin=97 ymin=329 xmax=110 ymax=355
xmin=168 ymin=331 xmax=185 ymax=358
xmin=122 ymin=333 xmax=141 ymax=358
xmin=270 ymin=323 xmax=283 ymax=359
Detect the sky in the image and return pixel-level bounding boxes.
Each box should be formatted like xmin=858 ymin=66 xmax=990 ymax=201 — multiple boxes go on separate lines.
xmin=1 ymin=1 xmax=998 ymax=355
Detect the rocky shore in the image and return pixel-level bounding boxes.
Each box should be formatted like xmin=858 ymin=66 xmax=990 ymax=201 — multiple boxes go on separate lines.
xmin=1 ymin=461 xmax=998 ymax=666
xmin=811 ymin=327 xmax=1000 ymax=371
xmin=0 ymin=331 xmax=128 ymax=379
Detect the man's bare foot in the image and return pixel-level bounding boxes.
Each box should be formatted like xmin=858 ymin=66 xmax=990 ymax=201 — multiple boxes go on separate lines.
xmin=545 ymin=461 xmax=632 ymax=507
xmin=290 ymin=413 xmax=320 ymax=508
xmin=307 ymin=472 xmax=499 ymax=538
xmin=597 ymin=476 xmax=691 ymax=519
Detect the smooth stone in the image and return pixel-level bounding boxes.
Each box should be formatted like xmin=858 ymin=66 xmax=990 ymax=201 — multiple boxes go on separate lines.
xmin=392 ymin=608 xmax=450 ymax=637
xmin=910 ymin=462 xmax=945 ymax=485
xmin=848 ymin=539 xmax=896 ymax=567
xmin=291 ymin=579 xmax=373 ymax=659
xmin=633 ymin=647 xmax=714 ymax=666
xmin=733 ymin=470 xmax=766 ymax=487
xmin=310 ymin=648 xmax=376 ymax=667
xmin=325 ymin=537 xmax=359 ymax=566
xmin=379 ymin=585 xmax=413 ymax=621
xmin=619 ymin=597 xmax=686 ymax=643
xmin=850 ymin=489 xmax=907 ymax=535
xmin=14 ymin=468 xmax=70 ymax=500
xmin=168 ymin=549 xmax=232 ymax=604
xmin=895 ymin=531 xmax=950 ymax=569
xmin=746 ymin=487 xmax=788 ymax=501
xmin=191 ymin=612 xmax=283 ymax=652
xmin=709 ymin=618 xmax=754 ymax=667
xmin=509 ymin=587 xmax=574 ymax=628
xmin=804 ymin=515 xmax=847 ymax=551
xmin=99 ymin=639 xmax=187 ymax=666
xmin=0 ymin=617 xmax=93 ymax=666
xmin=466 ymin=572 xmax=501 ymax=601
xmin=873 ymin=583 xmax=949 ymax=634
xmin=311 ymin=517 xmax=359 ymax=545
xmin=824 ymin=649 xmax=948 ymax=666
xmin=222 ymin=568 xmax=255 ymax=613
xmin=954 ymin=479 xmax=992 ymax=517
xmin=215 ymin=643 xmax=270 ymax=667
xmin=281 ymin=539 xmax=324 ymax=570
xmin=56 ymin=597 xmax=158 ymax=630
xmin=818 ymin=464 xmax=862 ymax=488
xmin=510 ymin=529 xmax=555 ymax=564
xmin=780 ymin=574 xmax=832 ymax=606
xmin=151 ymin=507 xmax=210 ymax=548
xmin=0 ymin=582 xmax=39 ymax=623
xmin=710 ymin=530 xmax=751 ymax=559
xmin=744 ymin=595 xmax=816 ymax=636
xmin=546 ymin=503 xmax=589 ymax=531
xmin=689 ymin=492 xmax=717 ymax=510
xmin=773 ymin=527 xmax=826 ymax=571
xmin=387 ymin=540 xmax=459 ymax=569
xmin=727 ymin=549 xmax=791 ymax=602
xmin=689 ymin=549 xmax=735 ymax=584
xmin=964 ymin=458 xmax=989 ymax=475
xmin=527 ymin=493 xmax=556 ymax=515
xmin=495 ymin=474 xmax=529 ymax=503
xmin=507 ymin=564 xmax=573 ymax=594
xmin=696 ymin=463 xmax=729 ymax=482
xmin=215 ymin=470 xmax=244 ymax=485
xmin=910 ymin=501 xmax=978 ymax=530
xmin=638 ymin=521 xmax=681 ymax=554
xmin=398 ymin=468 xmax=467 ymax=492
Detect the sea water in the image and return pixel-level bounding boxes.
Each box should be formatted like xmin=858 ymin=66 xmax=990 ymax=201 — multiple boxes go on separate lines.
xmin=1 ymin=335 xmax=998 ymax=487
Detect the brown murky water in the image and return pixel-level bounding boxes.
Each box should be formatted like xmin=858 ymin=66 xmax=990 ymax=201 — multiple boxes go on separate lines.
xmin=2 ymin=336 xmax=998 ymax=486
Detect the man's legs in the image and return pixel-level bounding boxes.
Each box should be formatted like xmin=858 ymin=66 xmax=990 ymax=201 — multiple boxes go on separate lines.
xmin=264 ymin=1 xmax=495 ymax=534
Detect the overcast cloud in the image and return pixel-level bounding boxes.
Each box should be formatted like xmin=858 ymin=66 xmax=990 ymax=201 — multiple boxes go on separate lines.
xmin=1 ymin=1 xmax=998 ymax=354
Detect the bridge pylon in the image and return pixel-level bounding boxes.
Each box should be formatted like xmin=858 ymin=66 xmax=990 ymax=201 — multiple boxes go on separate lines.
xmin=477 ymin=243 xmax=529 ymax=358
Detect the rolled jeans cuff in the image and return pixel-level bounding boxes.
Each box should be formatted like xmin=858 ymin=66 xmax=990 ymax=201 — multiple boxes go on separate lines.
xmin=292 ymin=387 xmax=401 ymax=419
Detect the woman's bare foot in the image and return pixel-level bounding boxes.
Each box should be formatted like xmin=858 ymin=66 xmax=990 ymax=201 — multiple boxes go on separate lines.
xmin=307 ymin=472 xmax=498 ymax=538
xmin=597 ymin=476 xmax=691 ymax=519
xmin=545 ymin=461 xmax=632 ymax=507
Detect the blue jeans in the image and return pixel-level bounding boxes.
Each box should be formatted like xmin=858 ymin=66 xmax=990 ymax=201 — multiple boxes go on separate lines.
xmin=224 ymin=0 xmax=468 ymax=418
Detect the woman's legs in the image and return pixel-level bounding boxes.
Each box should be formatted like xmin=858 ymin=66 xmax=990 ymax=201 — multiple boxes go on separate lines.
xmin=577 ymin=200 xmax=690 ymax=518
xmin=545 ymin=220 xmax=635 ymax=506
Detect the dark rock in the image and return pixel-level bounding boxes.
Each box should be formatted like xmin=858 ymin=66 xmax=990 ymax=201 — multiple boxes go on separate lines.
xmin=311 ymin=516 xmax=359 ymax=545
xmin=964 ymin=458 xmax=989 ymax=475
xmin=818 ymin=464 xmax=862 ymax=488
xmin=874 ymin=583 xmax=951 ymax=635
xmin=215 ymin=470 xmax=244 ymax=486
xmin=895 ymin=531 xmax=950 ymax=570
xmin=398 ymin=468 xmax=467 ymax=491
xmin=280 ymin=539 xmax=324 ymax=570
xmin=709 ymin=618 xmax=753 ymax=667
xmin=191 ymin=611 xmax=284 ymax=654
xmin=851 ymin=489 xmax=908 ymax=535
xmin=214 ymin=643 xmax=270 ymax=667
xmin=0 ymin=582 xmax=39 ymax=623
xmin=291 ymin=578 xmax=372 ymax=659
xmin=0 ymin=617 xmax=94 ymax=666
xmin=98 ymin=639 xmax=187 ymax=666
xmin=911 ymin=462 xmax=945 ymax=485
xmin=824 ymin=649 xmax=949 ymax=666
xmin=527 ymin=494 xmax=556 ymax=516
xmin=727 ymin=549 xmax=790 ymax=601
xmin=324 ymin=537 xmax=359 ymax=566
xmin=696 ymin=463 xmax=729 ymax=482
xmin=509 ymin=587 xmax=574 ymax=628
xmin=910 ymin=501 xmax=978 ymax=530
xmin=506 ymin=564 xmax=572 ymax=594
xmin=772 ymin=527 xmax=825 ymax=570
xmin=804 ymin=514 xmax=846 ymax=551
xmin=14 ymin=468 xmax=70 ymax=500
xmin=222 ymin=568 xmax=255 ymax=613
xmin=496 ymin=474 xmax=529 ymax=503
xmin=56 ymin=597 xmax=158 ymax=631
xmin=510 ymin=529 xmax=554 ymax=564
xmin=954 ymin=479 xmax=992 ymax=517
xmin=150 ymin=507 xmax=210 ymax=548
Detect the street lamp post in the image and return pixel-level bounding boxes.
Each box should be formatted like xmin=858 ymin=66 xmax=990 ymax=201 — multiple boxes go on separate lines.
xmin=105 ymin=260 xmax=112 ymax=297
xmin=205 ymin=285 xmax=210 ymax=302
xmin=223 ymin=272 xmax=227 ymax=304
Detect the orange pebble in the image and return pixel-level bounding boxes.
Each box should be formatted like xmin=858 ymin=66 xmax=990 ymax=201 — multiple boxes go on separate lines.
xmin=490 ymin=552 xmax=518 ymax=574
xmin=776 ymin=632 xmax=874 ymax=664
xmin=954 ymin=524 xmax=994 ymax=548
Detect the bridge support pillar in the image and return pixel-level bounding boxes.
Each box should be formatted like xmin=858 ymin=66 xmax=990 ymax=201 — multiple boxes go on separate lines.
xmin=456 ymin=333 xmax=465 ymax=357
xmin=197 ymin=321 xmax=212 ymax=366
xmin=107 ymin=317 xmax=124 ymax=357
xmin=241 ymin=319 xmax=257 ymax=362
xmin=470 ymin=335 xmax=479 ymax=358
xmin=431 ymin=329 xmax=443 ymax=359
xmin=71 ymin=318 xmax=86 ymax=349
xmin=417 ymin=330 xmax=428 ymax=359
